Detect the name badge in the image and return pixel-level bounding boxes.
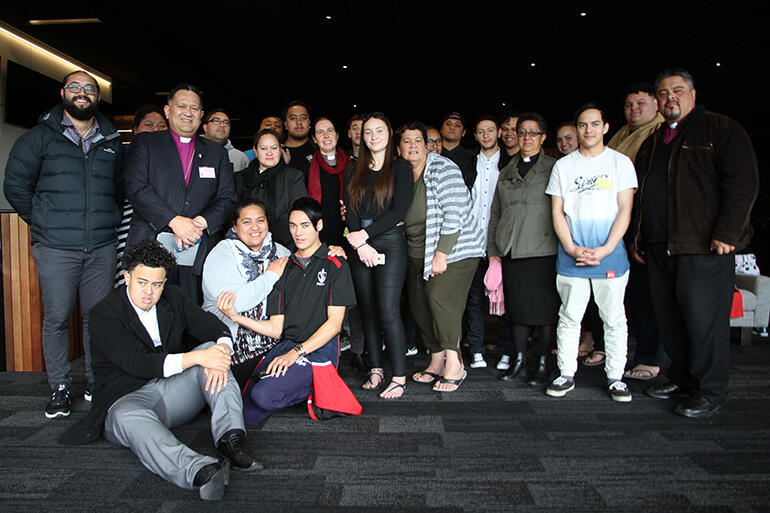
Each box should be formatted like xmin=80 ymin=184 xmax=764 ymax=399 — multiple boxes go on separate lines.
xmin=199 ymin=166 xmax=216 ymax=179
xmin=595 ymin=177 xmax=612 ymax=190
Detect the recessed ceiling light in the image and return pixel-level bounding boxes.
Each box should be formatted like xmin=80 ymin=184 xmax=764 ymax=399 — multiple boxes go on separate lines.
xmin=716 ymin=62 xmax=721 ymax=67
xmin=326 ymin=15 xmax=332 ymax=20
xmin=342 ymin=65 xmax=348 ymax=69
xmin=580 ymin=11 xmax=587 ymax=17
xmin=530 ymin=62 xmax=536 ymax=67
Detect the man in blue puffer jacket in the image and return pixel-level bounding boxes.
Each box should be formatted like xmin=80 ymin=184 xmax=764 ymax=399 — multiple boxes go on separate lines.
xmin=4 ymin=70 xmax=123 ymax=419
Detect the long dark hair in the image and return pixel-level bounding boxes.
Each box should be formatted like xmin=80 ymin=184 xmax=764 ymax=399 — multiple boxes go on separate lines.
xmin=348 ymin=112 xmax=395 ymax=214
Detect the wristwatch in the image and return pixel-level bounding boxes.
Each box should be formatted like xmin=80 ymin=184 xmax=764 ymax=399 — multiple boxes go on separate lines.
xmin=294 ymin=344 xmax=306 ymax=358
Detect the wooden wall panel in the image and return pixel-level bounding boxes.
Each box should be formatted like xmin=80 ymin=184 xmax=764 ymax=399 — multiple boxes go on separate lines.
xmin=2 ymin=213 xmax=83 ymax=372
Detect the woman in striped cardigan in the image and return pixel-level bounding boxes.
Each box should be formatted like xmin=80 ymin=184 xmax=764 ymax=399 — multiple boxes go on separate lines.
xmin=397 ymin=121 xmax=485 ymax=392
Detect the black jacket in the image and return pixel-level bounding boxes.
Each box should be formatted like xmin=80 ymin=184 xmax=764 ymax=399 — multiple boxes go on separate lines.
xmin=631 ymin=105 xmax=759 ymax=254
xmin=234 ymin=159 xmax=308 ymax=248
xmin=59 ymin=284 xmax=231 ymax=445
xmin=3 ymin=104 xmax=123 ymax=250
xmin=123 ymin=130 xmax=236 ymax=273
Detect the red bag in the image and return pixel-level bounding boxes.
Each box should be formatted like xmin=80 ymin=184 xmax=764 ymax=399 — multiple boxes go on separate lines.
xmin=307 ymin=362 xmax=362 ymax=420
xmin=730 ymin=289 xmax=743 ymax=319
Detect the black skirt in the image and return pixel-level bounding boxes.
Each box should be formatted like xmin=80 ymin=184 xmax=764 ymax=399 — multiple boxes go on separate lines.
xmin=501 ymin=255 xmax=560 ymax=326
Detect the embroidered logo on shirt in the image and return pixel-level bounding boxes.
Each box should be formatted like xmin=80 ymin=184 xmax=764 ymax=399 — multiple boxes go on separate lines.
xmin=606 ymin=271 xmax=615 ymax=279
xmin=316 ymin=268 xmax=327 ymax=286
xmin=103 ymin=147 xmax=116 ymax=154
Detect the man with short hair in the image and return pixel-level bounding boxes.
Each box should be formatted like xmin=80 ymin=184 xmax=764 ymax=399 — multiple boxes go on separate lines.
xmin=499 ymin=113 xmax=520 ymax=167
xmin=463 ymin=115 xmax=514 ymax=370
xmin=283 ymin=100 xmax=315 ymax=180
xmin=124 ymin=83 xmax=236 ymax=304
xmin=440 ymin=112 xmax=476 ymax=188
xmin=202 ymin=108 xmax=249 ymax=172
xmin=607 ymin=82 xmax=666 ymax=381
xmin=4 ymin=70 xmax=123 ymax=418
xmin=347 ymin=113 xmax=364 ymax=160
xmin=633 ymin=68 xmax=759 ymax=418
xmin=217 ymin=197 xmax=360 ymax=424
xmin=555 ymin=122 xmax=579 ymax=155
xmin=545 ymin=104 xmax=637 ymax=402
xmin=608 ymin=83 xmax=664 ymax=161
xmin=60 ymin=240 xmax=261 ymax=501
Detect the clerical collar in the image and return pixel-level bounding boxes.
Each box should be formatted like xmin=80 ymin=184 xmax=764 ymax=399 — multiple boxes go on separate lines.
xmin=523 ymin=156 xmax=531 ymax=162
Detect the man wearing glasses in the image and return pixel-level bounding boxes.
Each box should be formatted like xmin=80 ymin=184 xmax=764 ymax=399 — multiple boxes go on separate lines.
xmin=4 ymin=70 xmax=123 ymax=418
xmin=202 ymin=108 xmax=249 ymax=172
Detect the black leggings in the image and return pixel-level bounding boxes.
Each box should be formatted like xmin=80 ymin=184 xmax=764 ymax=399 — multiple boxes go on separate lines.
xmin=512 ymin=324 xmax=555 ymax=357
xmin=349 ymin=227 xmax=407 ymax=376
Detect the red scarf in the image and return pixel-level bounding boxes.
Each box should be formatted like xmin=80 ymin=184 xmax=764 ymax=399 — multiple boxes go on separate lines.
xmin=308 ymin=148 xmax=350 ymax=203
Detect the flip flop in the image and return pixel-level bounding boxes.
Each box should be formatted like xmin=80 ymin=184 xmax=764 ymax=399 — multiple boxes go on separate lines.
xmin=412 ymin=370 xmax=441 ymax=384
xmin=582 ymin=350 xmax=606 ymax=367
xmin=623 ymin=367 xmax=659 ymax=381
xmin=433 ymin=370 xmax=468 ymax=393
xmin=380 ymin=381 xmax=407 ymax=399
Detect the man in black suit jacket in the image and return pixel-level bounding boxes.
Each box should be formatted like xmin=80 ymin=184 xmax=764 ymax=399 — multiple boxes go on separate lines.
xmin=60 ymin=241 xmax=260 ymax=501
xmin=124 ymin=83 xmax=235 ymax=303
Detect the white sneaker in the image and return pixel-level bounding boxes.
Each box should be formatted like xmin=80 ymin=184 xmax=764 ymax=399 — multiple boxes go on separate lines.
xmin=470 ymin=353 xmax=487 ymax=368
xmin=496 ymin=355 xmax=511 ymax=370
xmin=608 ymin=380 xmax=632 ymax=402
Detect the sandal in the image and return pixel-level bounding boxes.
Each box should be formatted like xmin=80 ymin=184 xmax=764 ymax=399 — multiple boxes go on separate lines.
xmin=623 ymin=365 xmax=660 ymax=381
xmin=380 ymin=380 xmax=407 ymax=399
xmin=362 ymin=368 xmax=384 ymax=390
xmin=433 ymin=370 xmax=468 ymax=393
xmin=583 ymin=350 xmax=606 ymax=367
xmin=411 ymin=370 xmax=441 ymax=384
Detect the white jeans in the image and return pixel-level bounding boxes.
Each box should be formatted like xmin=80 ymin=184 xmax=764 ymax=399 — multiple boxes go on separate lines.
xmin=555 ymin=272 xmax=629 ymax=381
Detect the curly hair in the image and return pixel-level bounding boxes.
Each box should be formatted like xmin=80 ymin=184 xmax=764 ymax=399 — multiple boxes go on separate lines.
xmin=122 ymin=240 xmax=177 ymax=274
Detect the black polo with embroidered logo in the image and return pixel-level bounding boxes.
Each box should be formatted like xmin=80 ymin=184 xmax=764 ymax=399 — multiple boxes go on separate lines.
xmin=267 ymin=243 xmax=356 ymax=353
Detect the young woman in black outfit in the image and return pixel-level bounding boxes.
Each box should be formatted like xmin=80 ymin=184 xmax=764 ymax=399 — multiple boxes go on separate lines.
xmin=345 ymin=113 xmax=413 ymax=399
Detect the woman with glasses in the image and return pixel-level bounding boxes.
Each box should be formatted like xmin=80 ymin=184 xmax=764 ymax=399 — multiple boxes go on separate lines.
xmin=398 ymin=121 xmax=484 ymax=393
xmin=234 ymin=129 xmax=307 ymax=248
xmin=345 ymin=113 xmax=413 ymax=399
xmin=487 ymin=112 xmax=560 ymax=385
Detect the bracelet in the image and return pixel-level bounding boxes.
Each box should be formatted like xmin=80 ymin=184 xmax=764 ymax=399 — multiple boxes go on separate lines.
xmin=354 ymin=243 xmax=367 ymax=250
xmin=293 ymin=344 xmax=306 ymax=358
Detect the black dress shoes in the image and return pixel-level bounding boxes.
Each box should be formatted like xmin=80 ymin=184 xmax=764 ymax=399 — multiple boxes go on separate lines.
xmin=501 ymin=353 xmax=526 ymax=381
xmin=674 ymin=396 xmax=723 ymax=419
xmin=526 ymin=356 xmax=549 ymax=386
xmin=646 ymin=382 xmax=691 ymax=400
xmin=216 ymin=429 xmax=264 ymax=471
xmin=194 ymin=461 xmax=228 ymax=501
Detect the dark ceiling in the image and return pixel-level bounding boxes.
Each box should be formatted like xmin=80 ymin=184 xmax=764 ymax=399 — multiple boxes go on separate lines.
xmin=2 ymin=1 xmax=769 ymax=150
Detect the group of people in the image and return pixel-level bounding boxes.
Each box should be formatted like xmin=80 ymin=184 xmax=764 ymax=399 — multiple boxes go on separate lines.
xmin=2 ymin=65 xmax=759 ymax=499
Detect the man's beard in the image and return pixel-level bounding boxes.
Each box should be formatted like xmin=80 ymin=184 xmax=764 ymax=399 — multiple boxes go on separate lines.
xmin=63 ymin=96 xmax=98 ymax=121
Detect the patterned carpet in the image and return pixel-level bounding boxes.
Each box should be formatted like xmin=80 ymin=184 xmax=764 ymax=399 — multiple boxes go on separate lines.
xmin=1 ymin=336 xmax=769 ymax=512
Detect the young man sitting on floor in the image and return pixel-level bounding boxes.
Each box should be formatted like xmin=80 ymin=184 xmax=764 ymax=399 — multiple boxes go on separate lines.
xmin=217 ymin=197 xmax=361 ymax=424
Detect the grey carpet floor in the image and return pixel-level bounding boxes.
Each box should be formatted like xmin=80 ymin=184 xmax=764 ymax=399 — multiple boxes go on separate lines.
xmin=1 ymin=337 xmax=769 ymax=513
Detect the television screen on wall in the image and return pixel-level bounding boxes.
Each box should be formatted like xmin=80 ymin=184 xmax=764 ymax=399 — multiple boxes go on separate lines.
xmin=4 ymin=60 xmax=62 ymax=128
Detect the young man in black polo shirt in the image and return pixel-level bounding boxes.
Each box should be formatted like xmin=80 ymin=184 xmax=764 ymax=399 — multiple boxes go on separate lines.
xmin=217 ymin=197 xmax=359 ymax=424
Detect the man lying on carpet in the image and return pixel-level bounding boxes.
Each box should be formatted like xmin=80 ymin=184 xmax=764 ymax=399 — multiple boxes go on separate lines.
xmin=60 ymin=240 xmax=260 ymax=501
xmin=217 ymin=197 xmax=362 ymax=424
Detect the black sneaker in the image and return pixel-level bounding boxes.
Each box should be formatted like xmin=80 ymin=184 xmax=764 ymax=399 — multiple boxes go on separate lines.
xmin=84 ymin=385 xmax=92 ymax=402
xmin=405 ymin=345 xmax=418 ymax=357
xmin=45 ymin=384 xmax=71 ymax=418
xmin=545 ymin=376 xmax=575 ymax=397
xmin=608 ymin=380 xmax=632 ymax=402
xmin=216 ymin=429 xmax=263 ymax=471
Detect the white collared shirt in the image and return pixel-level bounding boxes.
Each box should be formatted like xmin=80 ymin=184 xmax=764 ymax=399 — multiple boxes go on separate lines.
xmin=471 ymin=148 xmax=501 ymax=249
xmin=126 ymin=289 xmax=232 ymax=377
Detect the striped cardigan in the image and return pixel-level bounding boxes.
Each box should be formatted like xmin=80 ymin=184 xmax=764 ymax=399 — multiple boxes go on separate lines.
xmin=420 ymin=152 xmax=484 ymax=280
